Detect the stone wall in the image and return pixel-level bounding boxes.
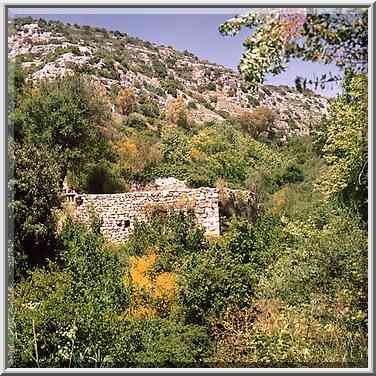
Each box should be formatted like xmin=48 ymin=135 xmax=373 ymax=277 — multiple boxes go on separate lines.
xmin=72 ymin=188 xmax=220 ymax=243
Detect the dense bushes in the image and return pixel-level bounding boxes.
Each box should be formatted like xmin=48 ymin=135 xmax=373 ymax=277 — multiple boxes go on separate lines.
xmin=123 ymin=119 xmax=306 ymax=191
xmin=178 ymin=246 xmax=256 ymax=325
xmin=11 ymin=220 xmax=130 ymax=367
xmin=209 ymin=203 xmax=368 ymax=367
xmin=12 ymin=73 xmax=112 ymax=176
xmin=113 ymin=134 xmax=163 ymax=180
xmin=211 ymin=299 xmax=367 ymax=367
xmin=124 ymin=209 xmax=207 ymax=260
xmin=44 ymin=46 xmax=82 ymax=63
xmin=258 ymin=205 xmax=367 ymax=304
xmin=11 ymin=209 xmax=279 ymax=366
xmin=136 ymin=96 xmax=160 ymax=118
xmin=9 ymin=21 xmax=368 ymax=366
xmin=11 ymin=142 xmax=64 ymax=277
xmin=152 ymin=57 xmax=168 ymax=79
xmin=9 ymin=71 xmax=116 ymax=274
xmin=313 ymin=73 xmax=368 ymax=220
xmin=124 ymin=113 xmax=148 ymax=131
xmin=161 ymin=79 xmax=182 ymax=97
xmin=13 ymin=195 xmax=368 ymax=365
xmin=120 ymin=319 xmax=212 ymax=367
xmin=11 ymin=217 xmax=213 ymax=367
xmin=11 ymin=178 xmax=368 ymax=367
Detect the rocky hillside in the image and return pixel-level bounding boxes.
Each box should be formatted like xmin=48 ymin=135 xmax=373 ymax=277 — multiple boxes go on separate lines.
xmin=8 ymin=17 xmax=330 ymax=140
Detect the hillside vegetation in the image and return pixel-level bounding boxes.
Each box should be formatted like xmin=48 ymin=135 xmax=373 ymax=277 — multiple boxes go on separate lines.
xmin=8 ymin=15 xmax=368 ymax=368
xmin=9 ymin=17 xmax=329 ymax=141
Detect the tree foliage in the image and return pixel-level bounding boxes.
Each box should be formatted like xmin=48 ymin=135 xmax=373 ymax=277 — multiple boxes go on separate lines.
xmin=12 ymin=73 xmax=112 ymax=176
xmin=11 ymin=219 xmax=128 ymax=367
xmin=219 ymin=9 xmax=367 ymax=92
xmin=9 ymin=67 xmax=116 ymax=273
xmin=10 ymin=141 xmax=64 ymax=276
xmin=314 ymin=73 xmax=368 ymax=218
xmin=164 ymin=96 xmax=190 ymax=128
xmin=115 ymin=88 xmax=136 ymax=115
xmin=238 ymin=107 xmax=276 ymax=140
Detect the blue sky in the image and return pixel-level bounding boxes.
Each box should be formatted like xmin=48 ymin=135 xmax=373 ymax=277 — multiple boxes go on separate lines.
xmin=9 ymin=8 xmax=343 ymax=97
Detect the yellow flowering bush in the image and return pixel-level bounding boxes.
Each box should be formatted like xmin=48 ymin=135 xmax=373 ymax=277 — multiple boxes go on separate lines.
xmin=123 ymin=252 xmax=177 ymax=319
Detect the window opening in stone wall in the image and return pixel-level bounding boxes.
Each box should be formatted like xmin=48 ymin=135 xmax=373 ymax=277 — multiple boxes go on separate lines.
xmin=118 ymin=219 xmax=131 ymax=228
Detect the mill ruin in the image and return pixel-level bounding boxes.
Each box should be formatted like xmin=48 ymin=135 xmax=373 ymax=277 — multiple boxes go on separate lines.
xmin=63 ymin=178 xmax=224 ymax=243
xmin=63 ymin=177 xmax=256 ymax=243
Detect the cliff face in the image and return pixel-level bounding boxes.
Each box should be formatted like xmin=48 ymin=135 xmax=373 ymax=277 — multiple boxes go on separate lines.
xmin=9 ymin=17 xmax=330 ymax=140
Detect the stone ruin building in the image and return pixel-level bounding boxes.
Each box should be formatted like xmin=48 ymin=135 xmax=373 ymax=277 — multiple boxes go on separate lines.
xmin=63 ymin=177 xmax=255 ymax=243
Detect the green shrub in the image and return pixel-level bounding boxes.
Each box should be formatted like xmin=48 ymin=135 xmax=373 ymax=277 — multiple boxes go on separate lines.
xmin=125 ymin=113 xmax=148 ymax=131
xmin=11 ymin=220 xmax=130 ymax=367
xmin=274 ymin=165 xmax=304 ymax=187
xmin=166 ymin=56 xmax=177 ymax=68
xmin=247 ymin=95 xmax=260 ymax=107
xmin=146 ymin=84 xmax=166 ymax=98
xmin=101 ymin=67 xmax=119 ymax=80
xmin=124 ymin=319 xmax=212 ymax=367
xmin=313 ymin=73 xmax=368 ymax=220
xmin=137 ymin=63 xmax=154 ymax=77
xmin=12 ymin=74 xmax=112 ymax=174
xmin=10 ymin=73 xmax=114 ymax=273
xmin=161 ymin=79 xmax=181 ymax=97
xmin=257 ymin=205 xmax=367 ymax=309
xmin=44 ymin=46 xmax=82 ymax=64
xmin=14 ymin=53 xmax=34 ymax=63
xmin=187 ymin=101 xmax=198 ymax=110
xmin=136 ymin=99 xmax=160 ymax=118
xmin=74 ymin=64 xmax=96 ymax=75
xmin=11 ymin=142 xmax=64 ymax=276
xmin=152 ymin=58 xmax=168 ymax=79
xmin=206 ymin=82 xmax=216 ymax=91
xmin=123 ymin=209 xmax=207 ymax=272
xmin=178 ymin=246 xmax=256 ymax=325
xmin=220 ymin=216 xmax=286 ymax=272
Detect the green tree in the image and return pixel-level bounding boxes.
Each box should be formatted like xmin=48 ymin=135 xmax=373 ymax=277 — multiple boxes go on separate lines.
xmin=8 ymin=62 xmax=27 ymax=117
xmin=124 ymin=112 xmax=148 ymax=131
xmin=9 ymin=73 xmax=115 ymax=273
xmin=238 ymin=107 xmax=276 ymax=140
xmin=10 ymin=141 xmax=64 ymax=277
xmin=219 ymin=9 xmax=368 ymax=217
xmin=161 ymin=79 xmax=181 ymax=97
xmin=12 ymin=74 xmax=112 ymax=177
xmin=219 ymin=9 xmax=367 ymax=92
xmin=152 ymin=57 xmax=168 ymax=79
xmin=314 ymin=73 xmax=368 ymax=218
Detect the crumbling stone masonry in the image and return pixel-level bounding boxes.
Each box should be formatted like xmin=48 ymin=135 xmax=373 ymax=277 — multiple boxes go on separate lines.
xmin=68 ymin=188 xmax=220 ymax=243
